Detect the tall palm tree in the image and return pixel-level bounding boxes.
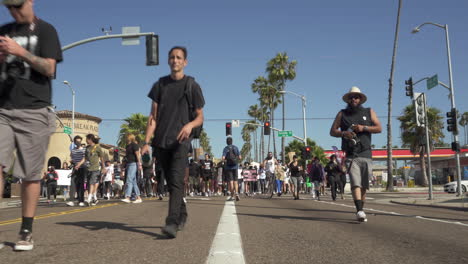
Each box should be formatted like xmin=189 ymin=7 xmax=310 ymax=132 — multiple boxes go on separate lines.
xmin=118 ymin=113 xmax=148 ymax=148
xmin=251 ymin=76 xmax=282 ymax=158
xmin=459 ymin=112 xmax=468 ymax=146
xmin=248 ymin=104 xmax=260 ymax=161
xmin=240 ymin=121 xmax=257 ymax=162
xmin=266 ymin=52 xmax=297 ymax=162
xmin=398 ymin=105 xmax=445 ymax=186
xmin=198 ymin=130 xmax=213 ymax=158
xmin=386 ymin=0 xmax=402 ymax=191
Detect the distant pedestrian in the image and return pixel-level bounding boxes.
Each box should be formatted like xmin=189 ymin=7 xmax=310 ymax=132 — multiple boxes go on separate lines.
xmin=325 ymin=155 xmax=343 ymax=201
xmin=142 ymin=46 xmax=205 ymax=238
xmin=263 ymin=152 xmax=278 ymax=194
xmin=103 ymin=161 xmax=114 ymax=200
xmin=330 ymin=86 xmax=382 ymax=222
xmin=188 ymin=159 xmax=200 ymax=196
xmin=308 ymin=157 xmax=324 ymax=200
xmin=289 ymin=155 xmax=301 ymax=200
xmin=68 ymin=136 xmax=87 ymax=207
xmin=222 ymin=137 xmax=241 ymax=201
xmin=0 ymin=0 xmax=63 ymax=251
xmin=44 ymin=166 xmax=58 ymax=203
xmin=121 ymin=133 xmax=143 ymax=204
xmin=275 ymin=161 xmax=285 ymax=196
xmin=201 ymin=153 xmax=214 ymax=196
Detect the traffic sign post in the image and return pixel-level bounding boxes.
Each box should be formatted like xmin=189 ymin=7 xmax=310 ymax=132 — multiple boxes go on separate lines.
xmin=278 ymin=131 xmax=293 ymax=137
xmin=426 ymin=74 xmax=438 ymax=90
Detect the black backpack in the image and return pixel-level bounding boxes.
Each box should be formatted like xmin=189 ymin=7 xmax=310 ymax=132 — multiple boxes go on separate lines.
xmin=226 ymin=145 xmax=237 ymax=166
xmin=185 ymin=76 xmax=203 ymax=139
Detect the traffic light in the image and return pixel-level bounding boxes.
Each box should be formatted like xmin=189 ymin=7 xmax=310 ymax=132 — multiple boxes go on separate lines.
xmin=302 ymin=146 xmax=312 ymax=160
xmin=413 ymin=92 xmax=425 ymax=127
xmin=146 ymin=35 xmax=159 ymax=66
xmin=446 ymin=108 xmax=458 ymax=133
xmin=113 ymin=148 xmax=119 ymax=162
xmin=264 ymin=121 xmax=271 ymax=135
xmin=226 ymin=122 xmax=232 ymax=136
xmin=405 ymin=77 xmax=413 ymax=97
xmin=451 ymin=141 xmax=460 ymax=152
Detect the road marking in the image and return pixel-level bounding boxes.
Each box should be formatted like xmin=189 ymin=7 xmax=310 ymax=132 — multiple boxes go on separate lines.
xmin=0 ymin=202 xmax=120 ymax=226
xmin=206 ymin=201 xmax=245 ymax=264
xmin=317 ymin=200 xmax=468 ymax=227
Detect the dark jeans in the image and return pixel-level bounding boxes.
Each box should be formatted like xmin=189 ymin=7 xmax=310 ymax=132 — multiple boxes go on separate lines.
xmin=74 ymin=167 xmax=86 ymax=203
xmin=329 ymin=175 xmax=338 ymax=200
xmin=47 ymin=182 xmax=57 ymax=200
xmin=155 ymin=144 xmax=189 ymax=226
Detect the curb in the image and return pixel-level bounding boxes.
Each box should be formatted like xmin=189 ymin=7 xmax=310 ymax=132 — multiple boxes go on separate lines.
xmin=390 ymin=200 xmax=468 ymax=211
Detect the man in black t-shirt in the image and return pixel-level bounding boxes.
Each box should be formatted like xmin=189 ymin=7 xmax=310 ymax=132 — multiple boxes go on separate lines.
xmin=201 ymin=153 xmax=214 ymax=196
xmin=142 ymin=46 xmax=205 ymax=239
xmin=0 ymin=0 xmax=62 ymax=251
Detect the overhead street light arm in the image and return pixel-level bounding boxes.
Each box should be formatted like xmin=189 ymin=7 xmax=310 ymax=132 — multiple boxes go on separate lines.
xmin=412 ymin=22 xmax=445 ymax=33
xmin=61 ymin=32 xmax=155 ymax=52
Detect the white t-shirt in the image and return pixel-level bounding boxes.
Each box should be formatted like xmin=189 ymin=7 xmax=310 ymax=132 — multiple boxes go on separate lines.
xmin=104 ymin=165 xmax=114 ymax=182
xmin=259 ymin=169 xmax=266 ymax=180
xmin=265 ymin=159 xmax=276 ymax=173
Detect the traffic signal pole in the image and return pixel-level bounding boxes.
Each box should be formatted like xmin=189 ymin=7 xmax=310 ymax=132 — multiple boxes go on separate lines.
xmin=62 ymin=32 xmax=156 ymax=52
xmin=421 ymin=93 xmax=434 ymax=200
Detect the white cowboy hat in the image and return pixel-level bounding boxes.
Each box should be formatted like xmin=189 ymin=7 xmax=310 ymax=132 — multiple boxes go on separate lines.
xmin=342 ymin=86 xmax=367 ymax=104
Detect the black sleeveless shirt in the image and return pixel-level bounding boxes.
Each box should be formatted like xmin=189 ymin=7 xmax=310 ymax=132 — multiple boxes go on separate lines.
xmin=339 ymin=106 xmax=373 ymax=158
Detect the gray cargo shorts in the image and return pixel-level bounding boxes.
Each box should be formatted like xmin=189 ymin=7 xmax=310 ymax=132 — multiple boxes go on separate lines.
xmin=0 ymin=107 xmax=56 ymax=181
xmin=347 ymin=157 xmax=372 ymax=190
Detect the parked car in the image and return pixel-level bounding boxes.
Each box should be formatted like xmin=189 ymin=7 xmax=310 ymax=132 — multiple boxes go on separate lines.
xmin=444 ymin=180 xmax=468 ymax=193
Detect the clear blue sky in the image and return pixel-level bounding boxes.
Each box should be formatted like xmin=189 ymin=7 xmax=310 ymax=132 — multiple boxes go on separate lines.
xmin=2 ymin=0 xmax=467 ymax=159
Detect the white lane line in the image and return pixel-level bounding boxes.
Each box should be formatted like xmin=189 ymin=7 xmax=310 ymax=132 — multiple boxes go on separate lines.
xmin=317 ymin=200 xmax=468 ymax=227
xmin=206 ymin=201 xmax=245 ymax=264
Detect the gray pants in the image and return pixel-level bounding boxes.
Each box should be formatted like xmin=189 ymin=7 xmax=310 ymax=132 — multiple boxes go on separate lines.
xmin=347 ymin=157 xmax=372 ymax=190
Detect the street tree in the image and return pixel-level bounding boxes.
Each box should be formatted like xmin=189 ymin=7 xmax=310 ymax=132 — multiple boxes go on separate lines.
xmin=284 ymin=138 xmax=327 ymax=166
xmin=398 ymin=105 xmax=445 ymax=186
xmin=118 ymin=113 xmax=148 ymax=148
xmin=198 ymin=130 xmax=213 ymax=158
xmin=266 ymin=52 xmax=297 ymax=162
xmin=240 ymin=121 xmax=257 ymax=163
xmin=459 ymin=111 xmax=468 ymax=146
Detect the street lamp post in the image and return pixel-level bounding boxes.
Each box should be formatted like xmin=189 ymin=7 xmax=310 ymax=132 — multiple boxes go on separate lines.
xmin=279 ymin=90 xmax=307 ymax=144
xmin=412 ymin=22 xmax=463 ymax=196
xmin=63 ymin=80 xmax=75 ymax=139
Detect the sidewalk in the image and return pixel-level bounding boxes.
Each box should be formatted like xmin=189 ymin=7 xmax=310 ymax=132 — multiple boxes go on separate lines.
xmin=388 ymin=195 xmax=468 ymax=210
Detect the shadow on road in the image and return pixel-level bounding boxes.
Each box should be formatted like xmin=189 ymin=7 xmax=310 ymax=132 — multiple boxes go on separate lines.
xmin=56 ymin=221 xmax=169 ymax=239
xmin=237 ymin=213 xmax=360 ymax=225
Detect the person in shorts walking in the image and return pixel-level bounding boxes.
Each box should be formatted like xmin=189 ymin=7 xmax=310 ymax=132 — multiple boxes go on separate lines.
xmin=330 ymin=86 xmax=381 ymax=222
xmin=222 ymin=137 xmax=241 ymax=201
xmin=0 ymin=0 xmax=62 ymax=251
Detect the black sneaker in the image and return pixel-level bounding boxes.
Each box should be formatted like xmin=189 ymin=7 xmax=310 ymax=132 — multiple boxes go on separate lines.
xmin=177 ymin=217 xmax=187 ymax=231
xmin=158 ymin=194 xmax=163 ymax=201
xmin=162 ymin=224 xmax=178 ymax=239
xmin=14 ymin=230 xmax=34 ymax=251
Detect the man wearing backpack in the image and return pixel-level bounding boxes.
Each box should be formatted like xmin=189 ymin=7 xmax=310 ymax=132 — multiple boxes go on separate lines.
xmin=222 ymin=137 xmax=241 ymax=201
xmin=142 ymin=46 xmax=205 ymax=238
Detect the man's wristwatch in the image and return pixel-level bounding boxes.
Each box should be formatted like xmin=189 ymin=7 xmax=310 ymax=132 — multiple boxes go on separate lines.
xmin=142 ymin=141 xmax=149 ymax=145
xmin=363 ymin=126 xmax=369 ymax=132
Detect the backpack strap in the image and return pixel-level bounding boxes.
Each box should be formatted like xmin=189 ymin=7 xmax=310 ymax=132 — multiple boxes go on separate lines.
xmin=185 ymin=76 xmax=195 ymax=110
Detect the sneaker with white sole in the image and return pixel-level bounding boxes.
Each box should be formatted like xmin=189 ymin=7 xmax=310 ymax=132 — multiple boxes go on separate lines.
xmin=132 ymin=199 xmax=143 ymax=204
xmin=121 ymin=198 xmax=131 ymax=203
xmin=356 ymin=211 xmax=367 ymax=222
xmin=78 ymin=202 xmax=85 ymax=207
xmin=14 ymin=230 xmax=34 ymax=251
xmin=66 ymin=201 xmax=75 ymax=207
xmin=183 ymin=197 xmax=187 ymax=204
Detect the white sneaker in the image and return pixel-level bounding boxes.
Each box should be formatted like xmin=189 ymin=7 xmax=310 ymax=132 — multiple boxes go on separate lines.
xmin=121 ymin=198 xmax=131 ymax=203
xmin=226 ymin=196 xmax=234 ymax=201
xmin=189 ymin=192 xmax=194 ymax=197
xmin=78 ymin=202 xmax=85 ymax=207
xmin=357 ymin=211 xmax=367 ymax=222
xmin=14 ymin=230 xmax=34 ymax=251
xmin=183 ymin=197 xmax=187 ymax=204
xmin=66 ymin=201 xmax=75 ymax=207
xmin=204 ymin=192 xmax=208 ymax=197
xmin=0 ymin=242 xmax=4 ymax=250
xmin=132 ymin=199 xmax=143 ymax=204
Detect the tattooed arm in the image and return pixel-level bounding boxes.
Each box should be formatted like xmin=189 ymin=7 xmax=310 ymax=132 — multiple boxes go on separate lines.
xmin=0 ymin=36 xmax=56 ymax=77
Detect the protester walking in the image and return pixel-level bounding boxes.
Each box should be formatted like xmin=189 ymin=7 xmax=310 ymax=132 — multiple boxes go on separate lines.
xmin=325 ymin=155 xmax=343 ymax=201
xmin=142 ymin=46 xmax=205 ymax=238
xmin=121 ymin=134 xmax=143 ymax=204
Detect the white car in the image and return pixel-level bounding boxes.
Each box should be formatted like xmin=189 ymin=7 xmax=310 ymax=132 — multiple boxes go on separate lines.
xmin=444 ymin=180 xmax=468 ymax=193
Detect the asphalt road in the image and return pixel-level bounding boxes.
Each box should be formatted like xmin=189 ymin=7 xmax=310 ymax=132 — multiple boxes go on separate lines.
xmin=1 ymin=193 xmax=467 ymax=264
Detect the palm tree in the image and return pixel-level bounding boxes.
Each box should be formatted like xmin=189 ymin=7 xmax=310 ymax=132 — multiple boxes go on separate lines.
xmin=266 ymin=52 xmax=297 ymax=162
xmin=398 ymin=105 xmax=445 ymax=186
xmin=459 ymin=112 xmax=468 ymax=146
xmin=251 ymin=76 xmax=282 ymax=158
xmin=386 ymin=0 xmax=402 ymax=191
xmin=118 ymin=113 xmax=148 ymax=148
xmin=198 ymin=130 xmax=213 ymax=158
xmin=240 ymin=121 xmax=257 ymax=162
xmin=248 ymin=104 xmax=260 ymax=162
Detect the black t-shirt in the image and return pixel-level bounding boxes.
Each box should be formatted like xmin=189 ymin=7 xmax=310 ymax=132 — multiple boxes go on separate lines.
xmin=202 ymin=160 xmax=213 ymax=176
xmin=289 ymin=163 xmax=300 ymax=177
xmin=0 ymin=19 xmax=63 ymax=109
xmin=147 ymin=75 xmax=205 ymax=149
xmin=125 ymin=143 xmax=140 ymax=163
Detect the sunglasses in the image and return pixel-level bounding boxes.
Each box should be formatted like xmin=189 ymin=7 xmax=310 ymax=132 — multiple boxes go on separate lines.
xmin=6 ymin=3 xmax=24 ymax=9
xmin=349 ymin=95 xmax=361 ymax=100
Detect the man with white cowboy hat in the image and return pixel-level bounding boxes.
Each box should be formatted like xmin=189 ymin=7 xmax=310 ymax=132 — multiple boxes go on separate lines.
xmin=330 ymin=86 xmax=381 ymax=222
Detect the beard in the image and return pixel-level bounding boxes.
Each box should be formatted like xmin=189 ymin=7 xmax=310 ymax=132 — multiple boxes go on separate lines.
xmin=346 ymin=103 xmax=363 ymax=114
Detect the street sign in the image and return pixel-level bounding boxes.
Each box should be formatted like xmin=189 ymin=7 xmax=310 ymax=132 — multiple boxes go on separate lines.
xmin=122 ymin=26 xmax=140 ymax=46
xmin=427 ymin=74 xmax=438 ymax=90
xmin=232 ymin=119 xmax=240 ymax=128
xmin=64 ymin=126 xmax=72 ymax=135
xmin=278 ymin=130 xmax=293 ymax=137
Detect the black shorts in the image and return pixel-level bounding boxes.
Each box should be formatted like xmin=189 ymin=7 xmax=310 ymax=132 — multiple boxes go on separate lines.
xmin=224 ymin=169 xmax=237 ymax=182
